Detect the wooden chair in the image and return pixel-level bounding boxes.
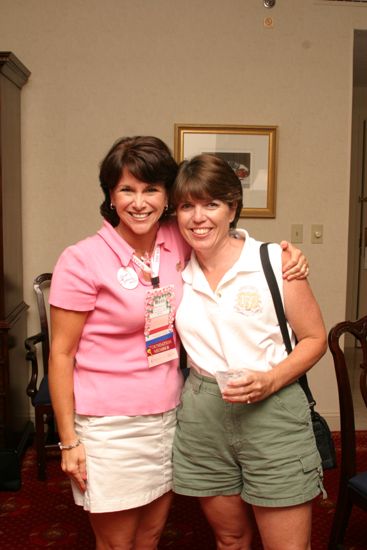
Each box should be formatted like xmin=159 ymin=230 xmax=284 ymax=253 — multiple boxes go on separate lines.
xmin=328 ymin=315 xmax=367 ymax=549
xmin=24 ymin=273 xmax=58 ymax=480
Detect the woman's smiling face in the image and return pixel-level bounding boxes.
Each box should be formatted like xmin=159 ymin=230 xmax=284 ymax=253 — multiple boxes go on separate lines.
xmin=110 ymin=168 xmax=168 ymax=243
xmin=176 ymin=197 xmax=236 ymax=254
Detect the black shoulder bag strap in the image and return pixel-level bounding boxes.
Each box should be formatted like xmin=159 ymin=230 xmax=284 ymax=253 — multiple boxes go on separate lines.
xmin=259 ymin=242 xmax=316 ymax=408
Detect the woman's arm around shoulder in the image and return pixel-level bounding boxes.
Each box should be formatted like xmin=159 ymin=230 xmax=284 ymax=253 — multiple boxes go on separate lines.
xmin=281 ymin=241 xmax=309 ymax=281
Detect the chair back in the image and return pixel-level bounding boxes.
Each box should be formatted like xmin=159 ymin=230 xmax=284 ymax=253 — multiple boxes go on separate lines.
xmin=328 ymin=315 xmax=367 ymax=480
xmin=33 ymin=273 xmax=52 ymax=376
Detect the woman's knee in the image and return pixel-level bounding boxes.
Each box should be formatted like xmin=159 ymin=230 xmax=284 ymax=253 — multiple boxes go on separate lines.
xmin=216 ymin=531 xmax=253 ymax=550
xmin=199 ymin=495 xmax=254 ymax=550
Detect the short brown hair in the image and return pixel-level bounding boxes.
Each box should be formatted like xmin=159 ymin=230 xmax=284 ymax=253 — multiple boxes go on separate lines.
xmin=171 ymin=154 xmax=243 ymax=228
xmin=99 ymin=136 xmax=178 ymax=226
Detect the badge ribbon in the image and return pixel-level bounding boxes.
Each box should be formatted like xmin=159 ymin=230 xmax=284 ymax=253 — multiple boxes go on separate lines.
xmin=144 ymin=284 xmax=178 ymax=367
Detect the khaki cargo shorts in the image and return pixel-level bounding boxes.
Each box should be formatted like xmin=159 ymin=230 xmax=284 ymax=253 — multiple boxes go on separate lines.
xmin=173 ymin=370 xmax=325 ymax=507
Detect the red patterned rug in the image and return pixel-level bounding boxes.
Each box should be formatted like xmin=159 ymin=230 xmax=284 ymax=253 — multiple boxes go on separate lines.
xmin=0 ymin=433 xmax=366 ymax=549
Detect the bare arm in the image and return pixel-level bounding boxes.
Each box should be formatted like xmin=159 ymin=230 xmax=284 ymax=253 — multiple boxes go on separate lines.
xmin=267 ymin=276 xmax=326 ymax=392
xmin=223 ymin=270 xmax=326 ymax=403
xmin=49 ymin=306 xmax=89 ymax=490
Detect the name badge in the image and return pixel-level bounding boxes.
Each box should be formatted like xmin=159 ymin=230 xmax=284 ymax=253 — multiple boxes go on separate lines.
xmin=144 ymin=285 xmax=178 ymax=368
xmin=117 ymin=267 xmax=138 ymax=289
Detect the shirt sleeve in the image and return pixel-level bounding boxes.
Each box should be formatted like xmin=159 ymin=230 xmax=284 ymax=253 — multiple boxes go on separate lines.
xmin=49 ymin=244 xmax=97 ymax=311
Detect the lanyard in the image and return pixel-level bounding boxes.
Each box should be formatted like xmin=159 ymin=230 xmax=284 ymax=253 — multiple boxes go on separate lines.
xmin=131 ymin=246 xmax=161 ymax=288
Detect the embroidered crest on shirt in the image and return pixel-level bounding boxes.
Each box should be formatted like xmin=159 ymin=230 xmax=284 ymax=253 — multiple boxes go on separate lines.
xmin=234 ymin=286 xmax=262 ymax=316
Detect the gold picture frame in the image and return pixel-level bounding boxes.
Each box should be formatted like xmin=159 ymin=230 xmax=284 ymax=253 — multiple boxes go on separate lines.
xmin=174 ymin=124 xmax=277 ymax=218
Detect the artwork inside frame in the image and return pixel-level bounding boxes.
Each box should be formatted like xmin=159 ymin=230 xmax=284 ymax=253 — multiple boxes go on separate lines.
xmin=174 ymin=124 xmax=277 ymax=218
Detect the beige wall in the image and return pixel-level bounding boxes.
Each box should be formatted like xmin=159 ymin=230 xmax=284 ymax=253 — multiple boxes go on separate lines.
xmin=2 ymin=0 xmax=367 ymax=427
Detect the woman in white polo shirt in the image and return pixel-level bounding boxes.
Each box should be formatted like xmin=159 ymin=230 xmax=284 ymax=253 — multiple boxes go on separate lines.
xmin=171 ymin=154 xmax=327 ymax=550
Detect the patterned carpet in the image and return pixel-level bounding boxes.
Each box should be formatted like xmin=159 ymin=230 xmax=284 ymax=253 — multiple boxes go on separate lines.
xmin=0 ymin=433 xmax=366 ymax=549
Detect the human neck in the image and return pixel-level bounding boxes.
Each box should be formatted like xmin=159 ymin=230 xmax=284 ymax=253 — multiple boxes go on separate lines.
xmin=115 ymin=223 xmax=158 ymax=257
xmin=195 ymin=235 xmax=244 ymax=291
xmin=196 ymin=235 xmax=242 ymax=270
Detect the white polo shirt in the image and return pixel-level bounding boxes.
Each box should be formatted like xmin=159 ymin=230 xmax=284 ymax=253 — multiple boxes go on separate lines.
xmin=175 ymin=230 xmax=295 ymax=376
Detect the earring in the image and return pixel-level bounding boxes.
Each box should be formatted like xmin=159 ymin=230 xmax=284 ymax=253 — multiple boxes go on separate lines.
xmin=164 ymin=205 xmax=168 ymax=212
xmin=110 ymin=203 xmax=115 ymax=210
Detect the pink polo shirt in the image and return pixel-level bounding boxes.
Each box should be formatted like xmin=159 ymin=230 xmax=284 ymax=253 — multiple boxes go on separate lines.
xmin=49 ymin=219 xmax=190 ymax=416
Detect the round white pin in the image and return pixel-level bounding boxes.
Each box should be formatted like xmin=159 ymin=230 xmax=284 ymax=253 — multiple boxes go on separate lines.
xmin=117 ymin=267 xmax=138 ymax=289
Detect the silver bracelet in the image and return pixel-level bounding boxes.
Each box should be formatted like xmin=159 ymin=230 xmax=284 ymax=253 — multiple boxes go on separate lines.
xmin=58 ymin=438 xmax=81 ymax=451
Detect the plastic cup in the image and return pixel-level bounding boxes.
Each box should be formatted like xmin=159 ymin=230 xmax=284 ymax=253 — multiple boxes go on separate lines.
xmin=215 ymin=369 xmax=251 ymax=393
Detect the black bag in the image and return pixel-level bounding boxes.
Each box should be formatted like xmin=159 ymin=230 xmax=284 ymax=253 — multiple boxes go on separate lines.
xmin=311 ymin=409 xmax=337 ymax=470
xmin=260 ymin=243 xmax=337 ymax=470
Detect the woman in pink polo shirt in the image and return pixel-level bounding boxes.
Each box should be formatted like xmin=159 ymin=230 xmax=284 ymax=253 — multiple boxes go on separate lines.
xmin=48 ymin=136 xmax=308 ymax=550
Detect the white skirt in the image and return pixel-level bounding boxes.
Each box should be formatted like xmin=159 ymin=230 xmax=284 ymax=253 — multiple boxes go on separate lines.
xmin=71 ymin=409 xmax=177 ymax=513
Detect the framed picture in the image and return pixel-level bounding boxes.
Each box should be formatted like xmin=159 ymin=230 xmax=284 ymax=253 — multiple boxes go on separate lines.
xmin=174 ymin=124 xmax=277 ymax=218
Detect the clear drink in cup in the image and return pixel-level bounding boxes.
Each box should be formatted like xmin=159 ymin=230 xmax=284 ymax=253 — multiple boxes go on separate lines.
xmin=215 ymin=369 xmax=251 ymax=393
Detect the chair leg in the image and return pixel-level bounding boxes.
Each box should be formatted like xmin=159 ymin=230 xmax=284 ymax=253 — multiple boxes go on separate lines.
xmin=46 ymin=414 xmax=57 ymax=443
xmin=328 ymin=486 xmax=353 ymax=550
xmin=35 ymin=408 xmax=47 ymax=480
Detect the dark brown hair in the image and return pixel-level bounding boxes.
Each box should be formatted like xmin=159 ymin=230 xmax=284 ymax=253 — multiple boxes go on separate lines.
xmin=171 ymin=154 xmax=243 ymax=228
xmin=99 ymin=136 xmax=178 ymax=226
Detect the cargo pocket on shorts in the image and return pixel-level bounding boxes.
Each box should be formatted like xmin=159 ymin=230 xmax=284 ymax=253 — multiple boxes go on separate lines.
xmin=300 ymin=451 xmax=327 ymax=500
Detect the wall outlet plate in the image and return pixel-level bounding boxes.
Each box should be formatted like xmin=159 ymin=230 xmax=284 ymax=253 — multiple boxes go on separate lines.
xmin=291 ymin=224 xmax=303 ymax=243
